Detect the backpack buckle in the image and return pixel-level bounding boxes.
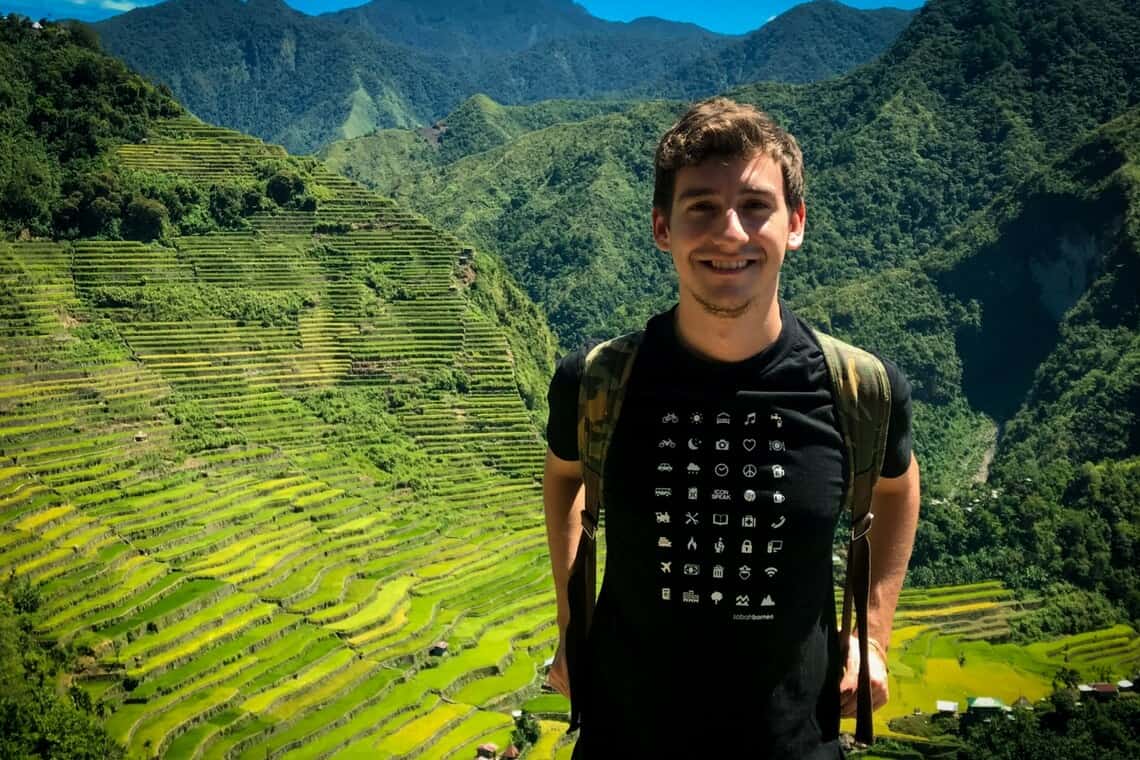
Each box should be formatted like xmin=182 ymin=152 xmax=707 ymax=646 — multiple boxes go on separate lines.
xmin=851 ymin=512 xmax=874 ymax=542
xmin=582 ymin=511 xmax=598 ymax=541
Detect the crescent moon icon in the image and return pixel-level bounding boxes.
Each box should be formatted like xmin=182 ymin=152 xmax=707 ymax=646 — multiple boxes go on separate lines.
xmin=687 ymin=438 xmax=700 ymax=450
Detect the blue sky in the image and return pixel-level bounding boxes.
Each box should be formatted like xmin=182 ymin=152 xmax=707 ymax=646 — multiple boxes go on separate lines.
xmin=2 ymin=0 xmax=924 ymax=34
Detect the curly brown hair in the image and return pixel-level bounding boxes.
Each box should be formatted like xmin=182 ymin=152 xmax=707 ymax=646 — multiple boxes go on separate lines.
xmin=653 ymin=97 xmax=805 ymax=216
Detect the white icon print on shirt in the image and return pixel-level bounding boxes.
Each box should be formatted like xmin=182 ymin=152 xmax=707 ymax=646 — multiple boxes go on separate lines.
xmin=687 ymin=438 xmax=701 ymax=451
xmin=715 ymin=439 xmax=730 ymax=451
xmin=760 ymin=595 xmax=776 ymax=607
xmin=712 ymin=513 xmax=729 ymax=526
xmin=714 ymin=537 xmax=726 ymax=554
xmin=712 ymin=565 xmax=725 ymax=579
xmin=741 ymin=515 xmax=756 ymax=528
xmin=744 ymin=411 xmax=757 ymax=425
xmin=767 ymin=540 xmax=783 ymax=554
xmin=662 ymin=588 xmax=671 ymax=600
xmin=690 ymin=412 xmax=703 ymax=424
xmin=736 ymin=594 xmax=750 ymax=607
xmin=742 ymin=539 xmax=753 ymax=554
xmin=657 ymin=462 xmax=673 ymax=472
xmin=683 ymin=590 xmax=699 ymax=603
xmin=771 ymin=515 xmax=786 ymax=529
xmin=655 ymin=512 xmax=670 ymax=524
xmin=662 ymin=412 xmax=679 ymax=423
xmin=685 ymin=512 xmax=699 ymax=525
xmin=658 ymin=536 xmax=672 ymax=548
xmin=742 ymin=438 xmax=757 ymax=452
xmin=772 ymin=464 xmax=785 ymax=479
xmin=711 ymin=489 xmax=730 ymax=501
xmin=660 ymin=561 xmax=672 ymax=574
xmin=683 ymin=563 xmax=700 ymax=576
xmin=711 ymin=591 xmax=724 ymax=605
xmin=714 ymin=463 xmax=730 ymax=477
xmin=743 ymin=489 xmax=757 ymax=502
xmin=655 ymin=487 xmax=672 ymax=497
xmin=769 ymin=440 xmax=785 ymax=452
xmin=716 ymin=412 xmax=731 ymax=424
xmin=659 ymin=438 xmax=676 ymax=448
xmin=773 ymin=491 xmax=785 ymax=504
xmin=738 ymin=565 xmax=752 ymax=580
xmin=687 ymin=536 xmax=698 ymax=551
xmin=742 ymin=464 xmax=758 ymax=478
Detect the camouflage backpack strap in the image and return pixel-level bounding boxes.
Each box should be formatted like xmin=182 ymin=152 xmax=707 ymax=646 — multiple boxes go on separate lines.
xmin=812 ymin=328 xmax=891 ymax=747
xmin=578 ymin=331 xmax=644 ymax=543
xmin=564 ymin=330 xmax=642 ymax=732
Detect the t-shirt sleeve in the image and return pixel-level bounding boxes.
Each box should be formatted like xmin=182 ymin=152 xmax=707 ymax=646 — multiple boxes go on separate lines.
xmin=877 ymin=355 xmax=914 ymax=478
xmin=545 ymin=349 xmax=587 ymax=461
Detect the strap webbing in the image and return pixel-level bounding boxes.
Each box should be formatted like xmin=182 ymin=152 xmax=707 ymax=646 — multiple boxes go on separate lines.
xmin=813 ymin=329 xmax=891 ymax=746
xmin=568 ymin=332 xmax=642 ymax=730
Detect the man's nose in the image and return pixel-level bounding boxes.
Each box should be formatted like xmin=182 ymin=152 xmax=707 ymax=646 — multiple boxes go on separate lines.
xmin=719 ymin=208 xmax=749 ymax=242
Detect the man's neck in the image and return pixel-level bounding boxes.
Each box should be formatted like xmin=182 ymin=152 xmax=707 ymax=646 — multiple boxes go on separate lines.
xmin=674 ymin=296 xmax=783 ymax=363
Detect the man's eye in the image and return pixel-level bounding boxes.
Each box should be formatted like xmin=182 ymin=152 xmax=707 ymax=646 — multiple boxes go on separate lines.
xmin=689 ymin=202 xmax=716 ymax=212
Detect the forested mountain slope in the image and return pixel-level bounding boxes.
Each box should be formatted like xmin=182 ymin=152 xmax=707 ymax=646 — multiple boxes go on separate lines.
xmin=92 ymin=0 xmax=912 ymax=153
xmin=324 ymin=0 xmax=1140 ymax=622
xmin=334 ymin=0 xmax=1139 ymax=350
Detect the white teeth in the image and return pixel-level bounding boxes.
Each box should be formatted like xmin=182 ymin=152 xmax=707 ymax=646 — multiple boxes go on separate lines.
xmin=708 ymin=260 xmax=749 ymax=271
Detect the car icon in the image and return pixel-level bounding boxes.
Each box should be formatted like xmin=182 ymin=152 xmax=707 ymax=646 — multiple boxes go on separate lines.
xmin=657 ymin=462 xmax=673 ymax=472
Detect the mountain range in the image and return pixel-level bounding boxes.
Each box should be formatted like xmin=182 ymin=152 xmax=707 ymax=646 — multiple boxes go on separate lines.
xmin=324 ymin=0 xmax=1140 ymax=610
xmin=90 ymin=0 xmax=914 ymax=153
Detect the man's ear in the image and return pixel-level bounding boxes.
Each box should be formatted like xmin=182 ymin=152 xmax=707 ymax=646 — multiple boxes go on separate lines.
xmin=787 ymin=200 xmax=806 ymax=250
xmin=651 ymin=207 xmax=671 ymax=252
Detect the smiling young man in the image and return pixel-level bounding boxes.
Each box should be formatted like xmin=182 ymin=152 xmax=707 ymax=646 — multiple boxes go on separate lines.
xmin=543 ymin=98 xmax=921 ymax=757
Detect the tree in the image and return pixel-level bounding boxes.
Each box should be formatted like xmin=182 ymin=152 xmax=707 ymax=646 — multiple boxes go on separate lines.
xmin=121 ymin=194 xmax=167 ymax=241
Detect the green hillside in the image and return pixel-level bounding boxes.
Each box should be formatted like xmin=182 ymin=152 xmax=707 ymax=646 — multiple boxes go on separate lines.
xmin=325 ymin=0 xmax=1140 ymax=617
xmin=332 ymin=0 xmax=1139 ymax=350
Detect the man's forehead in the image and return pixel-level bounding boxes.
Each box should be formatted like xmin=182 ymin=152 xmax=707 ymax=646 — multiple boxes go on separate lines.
xmin=674 ymin=153 xmax=784 ymax=195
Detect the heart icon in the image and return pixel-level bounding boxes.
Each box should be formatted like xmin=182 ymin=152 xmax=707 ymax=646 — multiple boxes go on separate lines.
xmin=742 ymin=438 xmax=756 ymax=451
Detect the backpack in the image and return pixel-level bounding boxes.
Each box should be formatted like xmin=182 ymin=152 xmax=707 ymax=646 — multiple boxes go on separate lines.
xmin=567 ymin=327 xmax=891 ymax=746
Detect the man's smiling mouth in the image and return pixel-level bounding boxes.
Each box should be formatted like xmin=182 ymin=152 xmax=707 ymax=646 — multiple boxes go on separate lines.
xmin=702 ymin=260 xmax=754 ymax=271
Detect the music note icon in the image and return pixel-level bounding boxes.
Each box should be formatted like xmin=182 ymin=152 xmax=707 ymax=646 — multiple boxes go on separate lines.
xmin=744 ymin=412 xmax=757 ymax=426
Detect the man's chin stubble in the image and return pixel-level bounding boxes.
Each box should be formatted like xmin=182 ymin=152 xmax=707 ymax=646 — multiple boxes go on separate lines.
xmin=693 ymin=290 xmax=754 ymax=319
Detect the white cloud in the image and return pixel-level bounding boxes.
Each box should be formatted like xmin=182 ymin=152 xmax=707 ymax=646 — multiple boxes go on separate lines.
xmin=100 ymin=0 xmax=138 ymax=9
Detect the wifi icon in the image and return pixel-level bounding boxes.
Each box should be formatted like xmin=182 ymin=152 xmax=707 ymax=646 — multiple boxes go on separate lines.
xmin=764 ymin=567 xmax=778 ymax=578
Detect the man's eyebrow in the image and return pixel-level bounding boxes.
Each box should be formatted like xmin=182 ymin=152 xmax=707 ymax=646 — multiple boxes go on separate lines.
xmin=675 ymin=187 xmax=718 ymax=202
xmin=676 ymin=186 xmax=778 ymax=202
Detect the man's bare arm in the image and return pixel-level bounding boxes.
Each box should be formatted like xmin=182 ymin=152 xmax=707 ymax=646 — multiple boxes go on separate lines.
xmin=840 ymin=453 xmax=920 ymax=715
xmin=866 ymin=452 xmax=921 ymax=648
xmin=543 ymin=447 xmax=584 ymax=697
xmin=544 ymin=447 xmax=585 ymax=630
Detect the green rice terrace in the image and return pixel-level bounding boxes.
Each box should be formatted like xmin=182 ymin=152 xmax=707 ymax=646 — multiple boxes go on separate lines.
xmin=1 ymin=118 xmax=1137 ymax=759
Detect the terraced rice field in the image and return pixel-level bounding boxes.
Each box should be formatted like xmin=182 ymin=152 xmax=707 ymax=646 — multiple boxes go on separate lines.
xmin=4 ymin=118 xmax=1136 ymax=759
xmin=1 ymin=117 xmax=549 ymax=758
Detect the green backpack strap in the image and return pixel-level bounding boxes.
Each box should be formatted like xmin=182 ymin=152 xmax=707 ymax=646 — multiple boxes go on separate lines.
xmin=565 ymin=330 xmax=642 ymax=731
xmin=812 ymin=329 xmax=892 ymax=747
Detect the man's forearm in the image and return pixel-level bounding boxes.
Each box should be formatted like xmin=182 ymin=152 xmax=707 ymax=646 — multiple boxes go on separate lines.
xmin=543 ymin=452 xmax=585 ymax=631
xmin=866 ymin=455 xmax=921 ymax=647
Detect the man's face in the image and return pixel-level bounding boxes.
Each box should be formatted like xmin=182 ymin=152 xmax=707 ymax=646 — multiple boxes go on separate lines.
xmin=652 ymin=152 xmax=805 ymax=319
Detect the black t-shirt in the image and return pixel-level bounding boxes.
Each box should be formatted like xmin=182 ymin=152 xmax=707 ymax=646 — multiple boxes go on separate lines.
xmin=546 ymin=303 xmax=912 ymax=758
